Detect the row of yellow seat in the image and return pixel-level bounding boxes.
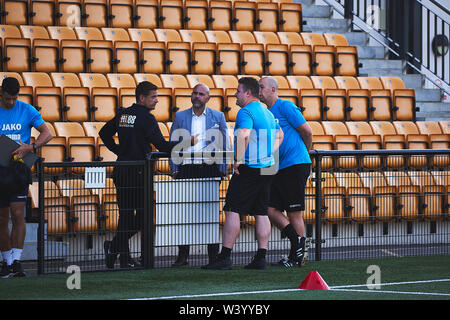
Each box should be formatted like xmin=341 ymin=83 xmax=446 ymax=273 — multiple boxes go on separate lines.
xmin=4 ymin=72 xmax=414 ymax=122
xmin=309 ymin=120 xmax=449 ymax=170
xmin=31 ymin=168 xmax=450 ymax=235
xmin=30 ymin=119 xmax=449 ymax=173
xmin=302 ymin=170 xmax=450 ymax=223
xmin=1 ymin=0 xmax=301 ymax=32
xmin=29 ymin=177 xmax=118 ymax=234
xmin=0 ymin=25 xmax=358 ymax=76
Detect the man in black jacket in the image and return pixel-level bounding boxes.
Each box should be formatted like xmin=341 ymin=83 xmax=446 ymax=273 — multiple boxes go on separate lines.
xmin=99 ymin=81 xmax=195 ymax=269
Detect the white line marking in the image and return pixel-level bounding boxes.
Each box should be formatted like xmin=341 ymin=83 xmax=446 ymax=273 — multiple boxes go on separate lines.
xmin=331 ymin=278 xmax=450 ymax=289
xmin=126 ymin=278 xmax=450 ymax=300
xmin=331 ymin=288 xmax=450 ymax=297
xmin=380 ymin=249 xmax=402 ymax=257
xmin=127 ymin=288 xmax=302 ymax=300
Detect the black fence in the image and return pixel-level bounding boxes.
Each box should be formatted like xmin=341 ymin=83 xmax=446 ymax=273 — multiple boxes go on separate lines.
xmin=35 ymin=149 xmax=449 ymax=274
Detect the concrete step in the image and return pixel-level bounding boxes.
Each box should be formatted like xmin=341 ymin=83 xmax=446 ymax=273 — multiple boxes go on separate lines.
xmin=359 ymin=58 xmax=403 ymax=75
xmin=302 ymin=4 xmax=332 ymax=18
xmin=303 ymin=17 xmax=350 ymax=33
xmin=294 ymin=0 xmax=315 ymax=5
xmin=415 ymin=88 xmax=443 ymax=102
xmin=416 ymin=102 xmax=450 ymax=121
xmin=417 ymin=102 xmax=450 ymax=113
xmin=332 ymin=31 xmax=368 ymax=46
xmin=398 ymin=74 xmax=425 ymax=89
xmin=357 ymin=45 xmax=385 ymax=59
xmin=416 ymin=113 xmax=450 ymax=121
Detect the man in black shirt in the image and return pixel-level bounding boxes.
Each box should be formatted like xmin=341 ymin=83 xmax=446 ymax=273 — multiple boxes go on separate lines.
xmin=99 ymin=81 xmax=195 ymax=269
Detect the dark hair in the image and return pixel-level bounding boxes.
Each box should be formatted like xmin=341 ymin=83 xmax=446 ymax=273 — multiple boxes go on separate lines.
xmin=1 ymin=77 xmax=20 ymax=96
xmin=238 ymin=77 xmax=260 ymax=98
xmin=135 ymin=81 xmax=158 ymax=100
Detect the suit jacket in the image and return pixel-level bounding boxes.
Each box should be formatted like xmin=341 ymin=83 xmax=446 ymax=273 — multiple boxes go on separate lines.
xmin=169 ymin=107 xmax=228 ymax=175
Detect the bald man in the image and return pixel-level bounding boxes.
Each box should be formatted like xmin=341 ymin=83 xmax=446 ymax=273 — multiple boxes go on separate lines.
xmin=259 ymin=76 xmax=313 ymax=268
xmin=169 ymin=83 xmax=228 ymax=267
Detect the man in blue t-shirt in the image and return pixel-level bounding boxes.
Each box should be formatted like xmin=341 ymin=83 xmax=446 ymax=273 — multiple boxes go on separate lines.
xmin=202 ymin=77 xmax=284 ymax=270
xmin=0 ymin=77 xmax=53 ymax=278
xmin=259 ymin=76 xmax=313 ymax=268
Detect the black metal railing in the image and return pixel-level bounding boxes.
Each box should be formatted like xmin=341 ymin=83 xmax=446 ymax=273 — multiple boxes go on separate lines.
xmin=322 ymin=0 xmax=450 ymax=95
xmin=36 ymin=149 xmax=449 ymax=274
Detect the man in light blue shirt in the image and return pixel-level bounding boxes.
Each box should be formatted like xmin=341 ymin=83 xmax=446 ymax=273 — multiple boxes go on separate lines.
xmin=259 ymin=76 xmax=312 ymax=268
xmin=202 ymin=77 xmax=284 ymax=270
xmin=0 ymin=77 xmax=52 ymax=277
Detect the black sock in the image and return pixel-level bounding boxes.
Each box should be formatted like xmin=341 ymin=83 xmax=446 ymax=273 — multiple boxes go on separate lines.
xmin=219 ymin=246 xmax=232 ymax=259
xmin=282 ymin=224 xmax=300 ymax=245
xmin=255 ymin=248 xmax=267 ymax=259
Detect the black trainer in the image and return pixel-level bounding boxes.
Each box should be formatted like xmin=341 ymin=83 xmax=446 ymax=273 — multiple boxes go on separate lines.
xmin=296 ymin=237 xmax=310 ymax=267
xmin=11 ymin=260 xmax=26 ymax=277
xmin=201 ymin=256 xmax=232 ymax=270
xmin=244 ymin=256 xmax=267 ymax=270
xmin=104 ymin=240 xmax=118 ymax=269
xmin=120 ymin=254 xmax=140 ymax=269
xmin=291 ymin=237 xmax=310 ymax=267
xmin=0 ymin=262 xmax=13 ymax=278
xmin=271 ymin=257 xmax=298 ymax=268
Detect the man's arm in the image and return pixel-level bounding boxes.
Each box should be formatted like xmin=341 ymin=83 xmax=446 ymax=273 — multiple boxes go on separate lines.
xmin=296 ymin=122 xmax=312 ymax=152
xmin=273 ymin=127 xmax=284 ymax=153
xmin=169 ymin=114 xmax=182 ymax=177
xmin=99 ymin=117 xmax=120 ymax=155
xmin=234 ymin=128 xmax=251 ymax=175
xmin=11 ymin=123 xmax=53 ymax=159
xmin=218 ymin=112 xmax=229 ymax=175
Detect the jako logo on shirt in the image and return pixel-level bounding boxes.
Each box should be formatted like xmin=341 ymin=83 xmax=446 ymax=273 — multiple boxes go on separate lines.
xmin=119 ymin=114 xmax=136 ymax=128
xmin=1 ymin=123 xmax=22 ymax=131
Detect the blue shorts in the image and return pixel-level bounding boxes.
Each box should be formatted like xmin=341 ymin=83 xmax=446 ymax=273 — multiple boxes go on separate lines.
xmin=0 ymin=186 xmax=29 ymax=208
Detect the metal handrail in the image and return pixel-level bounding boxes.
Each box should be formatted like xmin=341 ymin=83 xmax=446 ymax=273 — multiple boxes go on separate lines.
xmin=321 ymin=0 xmax=450 ymax=96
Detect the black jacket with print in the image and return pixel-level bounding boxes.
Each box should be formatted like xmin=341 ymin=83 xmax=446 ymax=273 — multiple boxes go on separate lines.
xmin=99 ymin=103 xmax=176 ymax=161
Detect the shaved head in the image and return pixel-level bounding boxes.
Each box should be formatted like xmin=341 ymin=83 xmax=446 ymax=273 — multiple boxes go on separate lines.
xmin=260 ymin=76 xmax=279 ymax=90
xmin=259 ymin=76 xmax=279 ymax=107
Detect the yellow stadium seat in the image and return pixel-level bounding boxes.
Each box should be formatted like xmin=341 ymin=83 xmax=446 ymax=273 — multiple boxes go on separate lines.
xmin=208 ymin=0 xmax=233 ymax=31
xmin=134 ymin=0 xmax=159 ymax=29
xmin=83 ymin=0 xmax=108 ymax=27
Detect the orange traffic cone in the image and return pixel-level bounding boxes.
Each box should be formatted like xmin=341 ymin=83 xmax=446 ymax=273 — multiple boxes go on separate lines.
xmin=298 ymin=271 xmax=330 ymax=290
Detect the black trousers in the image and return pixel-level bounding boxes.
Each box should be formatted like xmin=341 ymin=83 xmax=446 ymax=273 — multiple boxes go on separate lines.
xmin=176 ymin=164 xmax=222 ymax=261
xmin=111 ymin=166 xmax=144 ymax=255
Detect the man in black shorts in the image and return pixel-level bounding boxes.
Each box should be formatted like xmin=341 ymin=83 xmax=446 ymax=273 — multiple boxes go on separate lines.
xmin=202 ymin=77 xmax=284 ymax=270
xmin=259 ymin=76 xmax=313 ymax=267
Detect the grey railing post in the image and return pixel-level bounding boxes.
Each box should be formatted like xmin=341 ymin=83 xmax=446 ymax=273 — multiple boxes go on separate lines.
xmin=312 ymin=151 xmax=323 ymax=261
xmin=37 ymin=159 xmax=45 ymax=274
xmin=142 ymin=154 xmax=155 ymax=269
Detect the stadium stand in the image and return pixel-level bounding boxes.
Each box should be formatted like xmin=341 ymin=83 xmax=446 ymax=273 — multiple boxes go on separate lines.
xmin=3 ymin=0 xmax=446 ymax=269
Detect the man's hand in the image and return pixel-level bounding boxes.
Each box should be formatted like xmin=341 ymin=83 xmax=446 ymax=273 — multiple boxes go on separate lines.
xmin=190 ymin=134 xmax=199 ymax=146
xmin=233 ymin=160 xmax=242 ymax=175
xmin=11 ymin=140 xmax=33 ymax=160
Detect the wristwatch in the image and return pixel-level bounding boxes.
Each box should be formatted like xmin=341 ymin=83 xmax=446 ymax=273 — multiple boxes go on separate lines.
xmin=32 ymin=143 xmax=37 ymax=153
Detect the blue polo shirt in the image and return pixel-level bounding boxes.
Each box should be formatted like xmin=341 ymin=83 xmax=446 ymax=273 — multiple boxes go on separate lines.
xmin=269 ymin=98 xmax=311 ymax=170
xmin=234 ymin=101 xmax=280 ymax=168
xmin=0 ymin=100 xmax=44 ymax=145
